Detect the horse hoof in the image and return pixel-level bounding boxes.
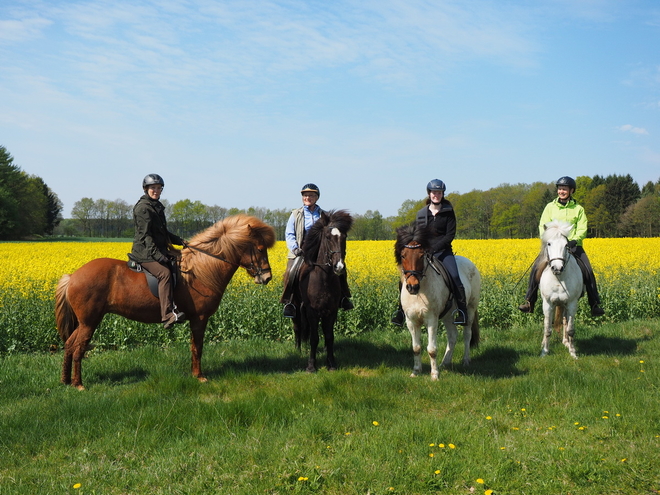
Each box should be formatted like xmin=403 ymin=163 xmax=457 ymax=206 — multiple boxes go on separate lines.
xmin=197 ymin=376 xmax=208 ymax=383
xmin=431 ymin=374 xmax=439 ymax=381
xmin=410 ymin=372 xmax=419 ymax=378
xmin=74 ymin=384 xmax=85 ymax=391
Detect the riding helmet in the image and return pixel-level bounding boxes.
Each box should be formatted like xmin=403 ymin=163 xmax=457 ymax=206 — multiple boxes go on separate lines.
xmin=143 ymin=174 xmax=165 ymax=189
xmin=556 ymin=176 xmax=576 ymax=190
xmin=301 ymin=183 xmax=320 ymax=197
xmin=426 ymin=179 xmax=446 ymax=193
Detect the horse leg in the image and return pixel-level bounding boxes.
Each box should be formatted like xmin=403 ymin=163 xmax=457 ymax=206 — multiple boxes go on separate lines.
xmin=440 ymin=319 xmax=457 ymax=369
xmin=461 ymin=319 xmax=472 ymax=367
xmin=69 ymin=324 xmax=96 ymax=390
xmin=406 ymin=319 xmax=423 ymax=377
xmin=306 ymin=314 xmax=320 ymax=373
xmin=541 ymin=302 xmax=553 ymax=357
xmin=190 ymin=320 xmax=208 ymax=382
xmin=61 ymin=331 xmax=76 ymax=385
xmin=427 ymin=322 xmax=439 ymax=380
xmin=321 ymin=315 xmax=338 ymax=371
xmin=563 ymin=303 xmax=578 ymax=359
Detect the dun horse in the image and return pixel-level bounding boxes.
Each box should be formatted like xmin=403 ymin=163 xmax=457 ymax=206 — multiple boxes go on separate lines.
xmin=291 ymin=210 xmax=353 ymax=372
xmin=395 ymin=223 xmax=481 ymax=379
xmin=55 ymin=215 xmax=276 ymax=389
xmin=538 ymin=220 xmax=584 ymax=358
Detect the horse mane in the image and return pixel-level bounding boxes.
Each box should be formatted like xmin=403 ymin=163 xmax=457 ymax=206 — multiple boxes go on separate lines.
xmin=181 ymin=214 xmax=276 ymax=291
xmin=394 ymin=223 xmax=431 ymax=265
xmin=302 ymin=209 xmax=353 ymax=263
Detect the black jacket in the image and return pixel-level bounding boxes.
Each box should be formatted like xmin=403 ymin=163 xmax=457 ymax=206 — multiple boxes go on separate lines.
xmin=416 ymin=200 xmax=456 ymax=254
xmin=131 ymin=195 xmax=184 ymax=263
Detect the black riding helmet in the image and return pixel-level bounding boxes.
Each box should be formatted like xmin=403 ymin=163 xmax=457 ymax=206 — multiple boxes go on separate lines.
xmin=556 ymin=176 xmax=576 ymax=190
xmin=143 ymin=174 xmax=165 ymax=189
xmin=426 ymin=179 xmax=446 ymax=193
xmin=301 ymin=183 xmax=320 ymax=198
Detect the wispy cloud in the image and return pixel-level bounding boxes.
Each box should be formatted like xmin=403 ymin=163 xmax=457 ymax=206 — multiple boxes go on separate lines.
xmin=617 ymin=124 xmax=649 ymax=135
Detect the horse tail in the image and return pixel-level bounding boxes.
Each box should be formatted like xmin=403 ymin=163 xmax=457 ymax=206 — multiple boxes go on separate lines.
xmin=55 ymin=274 xmax=77 ymax=342
xmin=553 ymin=306 xmax=563 ymax=334
xmin=469 ymin=309 xmax=480 ymax=348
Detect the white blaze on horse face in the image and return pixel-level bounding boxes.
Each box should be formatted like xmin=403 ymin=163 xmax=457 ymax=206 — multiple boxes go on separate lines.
xmin=330 ymin=228 xmax=345 ymax=272
xmin=547 ymin=240 xmax=566 ymax=274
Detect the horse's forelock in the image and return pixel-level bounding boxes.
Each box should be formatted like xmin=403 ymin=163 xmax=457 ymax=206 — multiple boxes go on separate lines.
xmin=327 ymin=209 xmax=353 ymax=233
xmin=542 ymin=220 xmax=573 ymax=242
xmin=394 ymin=223 xmax=429 ymax=264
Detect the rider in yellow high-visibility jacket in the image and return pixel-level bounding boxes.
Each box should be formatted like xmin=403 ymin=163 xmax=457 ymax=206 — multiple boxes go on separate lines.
xmin=519 ymin=176 xmax=605 ymax=317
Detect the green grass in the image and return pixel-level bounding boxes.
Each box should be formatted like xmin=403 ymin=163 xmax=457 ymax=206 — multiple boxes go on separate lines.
xmin=1 ymin=320 xmax=659 ymax=494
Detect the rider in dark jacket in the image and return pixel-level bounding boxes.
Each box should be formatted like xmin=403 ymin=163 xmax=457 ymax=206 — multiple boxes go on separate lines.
xmin=392 ymin=179 xmax=468 ymax=327
xmin=131 ymin=174 xmax=187 ymax=329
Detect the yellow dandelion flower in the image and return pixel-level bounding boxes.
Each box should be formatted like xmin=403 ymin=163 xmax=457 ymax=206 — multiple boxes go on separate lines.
xmin=429 ymin=443 xmax=435 ymax=447
xmin=449 ymin=443 xmax=456 ymax=449
xmin=621 ymin=458 xmax=627 ymax=462
xmin=476 ymin=478 xmax=485 ymax=484
xmin=298 ymin=476 xmax=308 ymax=481
xmin=485 ymin=490 xmax=494 ymax=495
xmin=73 ymin=484 xmax=82 ymax=489
xmin=439 ymin=443 xmax=445 ymax=448
xmin=486 ymin=416 xmax=492 ymax=420
xmin=429 ymin=453 xmax=434 ymax=457
xmin=373 ymin=421 xmax=379 ymax=426
xmin=640 ymin=360 xmax=645 ymax=364
xmin=434 ymin=470 xmax=441 ymax=475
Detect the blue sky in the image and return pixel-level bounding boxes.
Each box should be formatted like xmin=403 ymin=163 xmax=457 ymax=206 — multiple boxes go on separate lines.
xmin=1 ymin=0 xmax=659 ymax=218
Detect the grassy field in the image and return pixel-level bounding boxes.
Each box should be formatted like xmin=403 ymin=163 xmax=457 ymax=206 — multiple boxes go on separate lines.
xmin=1 ymin=319 xmax=659 ymax=494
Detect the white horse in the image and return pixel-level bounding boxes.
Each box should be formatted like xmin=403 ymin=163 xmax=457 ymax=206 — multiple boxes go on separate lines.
xmin=538 ymin=220 xmax=584 ymax=358
xmin=395 ymin=224 xmax=481 ymax=379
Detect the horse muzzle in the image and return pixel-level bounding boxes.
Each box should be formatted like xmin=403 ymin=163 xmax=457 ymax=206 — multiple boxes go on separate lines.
xmin=406 ymin=283 xmax=420 ymax=295
xmin=254 ymin=271 xmax=272 ymax=285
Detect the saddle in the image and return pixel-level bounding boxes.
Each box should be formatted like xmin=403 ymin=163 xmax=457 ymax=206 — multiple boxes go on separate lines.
xmin=127 ymin=254 xmax=178 ymax=298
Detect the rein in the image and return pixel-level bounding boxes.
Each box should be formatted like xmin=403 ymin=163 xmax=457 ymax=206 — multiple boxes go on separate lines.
xmin=183 ymin=243 xmax=271 ymax=277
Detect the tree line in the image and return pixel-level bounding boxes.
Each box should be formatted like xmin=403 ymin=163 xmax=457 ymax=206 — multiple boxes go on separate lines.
xmin=60 ymin=173 xmax=659 ymax=240
xmin=0 ymin=146 xmax=62 ymax=240
xmin=1 ymin=144 xmax=658 ymax=240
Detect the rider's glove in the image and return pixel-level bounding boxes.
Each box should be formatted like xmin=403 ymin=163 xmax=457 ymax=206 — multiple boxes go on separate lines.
xmin=293 ymin=247 xmax=303 ymax=257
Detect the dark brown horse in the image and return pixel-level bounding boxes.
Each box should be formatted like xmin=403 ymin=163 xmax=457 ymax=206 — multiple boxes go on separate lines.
xmin=55 ymin=214 xmax=276 ymax=389
xmin=291 ymin=210 xmax=353 ymax=372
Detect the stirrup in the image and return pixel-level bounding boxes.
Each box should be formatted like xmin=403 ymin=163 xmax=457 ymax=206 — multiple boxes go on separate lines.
xmin=283 ymin=303 xmax=296 ymax=318
xmin=163 ymin=311 xmax=186 ymax=329
xmin=452 ymin=309 xmax=467 ymax=326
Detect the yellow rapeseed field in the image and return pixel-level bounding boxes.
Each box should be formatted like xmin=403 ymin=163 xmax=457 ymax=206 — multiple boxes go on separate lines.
xmin=1 ymin=238 xmax=659 ymax=299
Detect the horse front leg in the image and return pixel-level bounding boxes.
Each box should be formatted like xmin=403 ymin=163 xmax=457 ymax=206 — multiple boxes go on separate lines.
xmin=426 ymin=321 xmax=440 ymax=380
xmin=190 ymin=320 xmax=208 ymax=382
xmin=406 ymin=318 xmax=423 ymax=377
xmin=306 ymin=314 xmax=320 ymax=373
xmin=563 ymin=303 xmax=578 ymax=359
xmin=321 ymin=314 xmax=338 ymax=371
xmin=541 ymin=302 xmax=554 ymax=357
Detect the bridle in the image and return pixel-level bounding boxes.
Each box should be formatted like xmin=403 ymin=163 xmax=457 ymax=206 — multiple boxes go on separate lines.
xmin=545 ymin=234 xmax=570 ymax=273
xmin=401 ymin=243 xmax=428 ymax=282
xmin=184 ymin=242 xmax=271 ymax=278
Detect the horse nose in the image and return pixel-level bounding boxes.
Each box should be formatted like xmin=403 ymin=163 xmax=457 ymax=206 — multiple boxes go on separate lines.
xmin=406 ymin=283 xmax=420 ymax=295
xmin=256 ymin=271 xmax=272 ymax=284
xmin=334 ymin=259 xmax=345 ymax=275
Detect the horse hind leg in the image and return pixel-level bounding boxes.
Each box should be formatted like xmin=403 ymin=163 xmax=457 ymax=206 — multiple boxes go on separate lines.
xmin=321 ymin=316 xmax=338 ymax=371
xmin=66 ymin=325 xmax=96 ymax=390
xmin=563 ymin=307 xmax=578 ymax=359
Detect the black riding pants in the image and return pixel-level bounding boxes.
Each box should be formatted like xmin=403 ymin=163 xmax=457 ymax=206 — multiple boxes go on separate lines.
xmin=524 ymin=246 xmax=601 ymax=310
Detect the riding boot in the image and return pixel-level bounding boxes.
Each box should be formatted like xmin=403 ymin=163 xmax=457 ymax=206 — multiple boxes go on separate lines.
xmin=339 ymin=272 xmax=354 ymax=310
xmin=519 ymin=263 xmax=540 ymax=313
xmin=453 ymin=286 xmax=468 ymax=326
xmin=391 ymin=304 xmax=405 ymax=326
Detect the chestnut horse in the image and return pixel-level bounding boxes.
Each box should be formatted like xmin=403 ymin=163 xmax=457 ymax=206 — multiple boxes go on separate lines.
xmin=55 ymin=214 xmax=276 ymax=389
xmin=291 ymin=210 xmax=353 ymax=372
xmin=395 ymin=223 xmax=481 ymax=379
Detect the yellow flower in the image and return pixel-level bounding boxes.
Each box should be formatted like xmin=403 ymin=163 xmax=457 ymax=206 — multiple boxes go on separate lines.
xmin=485 ymin=490 xmax=494 ymax=495
xmin=372 ymin=421 xmax=379 ymax=426
xmin=476 ymin=478 xmax=485 ymax=484
xmin=448 ymin=444 xmax=456 ymax=449
xmin=429 ymin=453 xmax=434 ymax=457
xmin=486 ymin=416 xmax=492 ymax=420
xmin=73 ymin=484 xmax=82 ymax=489
xmin=434 ymin=470 xmax=441 ymax=475
xmin=298 ymin=476 xmax=308 ymax=481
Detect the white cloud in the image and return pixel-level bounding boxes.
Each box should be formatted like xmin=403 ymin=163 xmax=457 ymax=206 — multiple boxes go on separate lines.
xmin=0 ymin=17 xmax=51 ymax=43
xmin=617 ymin=124 xmax=649 ymax=135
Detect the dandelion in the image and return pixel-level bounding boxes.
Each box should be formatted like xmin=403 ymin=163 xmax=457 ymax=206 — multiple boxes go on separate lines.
xmin=485 ymin=490 xmax=494 ymax=495
xmin=574 ymin=422 xmax=580 ymax=425
xmin=621 ymin=458 xmax=627 ymax=462
xmin=449 ymin=444 xmax=456 ymax=449
xmin=73 ymin=484 xmax=82 ymax=489
xmin=521 ymin=408 xmax=526 ymax=412
xmin=373 ymin=421 xmax=379 ymax=426
xmin=602 ymin=416 xmax=609 ymax=419
xmin=434 ymin=470 xmax=441 ymax=475
xmin=429 ymin=443 xmax=435 ymax=447
xmin=476 ymin=478 xmax=485 ymax=484
xmin=345 ymin=432 xmax=351 ymax=435
xmin=640 ymin=360 xmax=645 ymax=364
xmin=439 ymin=443 xmax=445 ymax=448
xmin=429 ymin=453 xmax=434 ymax=457
xmin=486 ymin=416 xmax=492 ymax=420
xmin=298 ymin=476 xmax=308 ymax=481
